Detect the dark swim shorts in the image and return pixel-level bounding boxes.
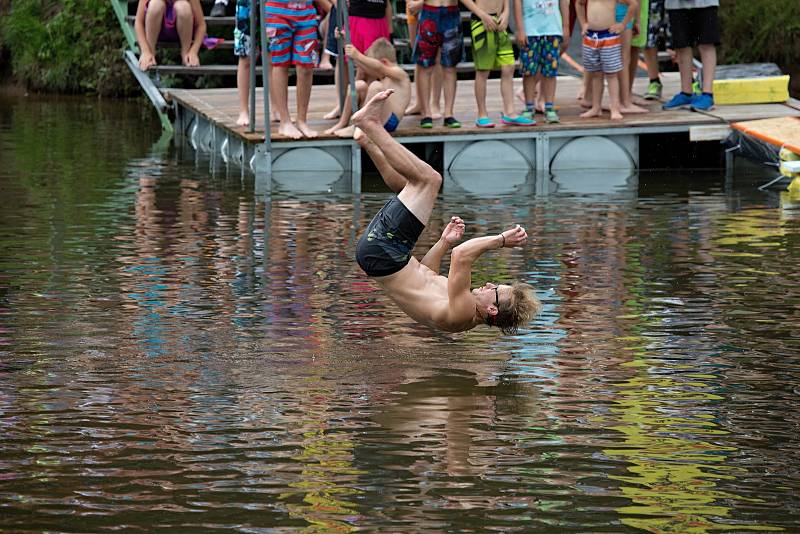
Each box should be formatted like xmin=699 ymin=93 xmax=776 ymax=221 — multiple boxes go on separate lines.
xmin=356 ymin=196 xmax=425 ymax=277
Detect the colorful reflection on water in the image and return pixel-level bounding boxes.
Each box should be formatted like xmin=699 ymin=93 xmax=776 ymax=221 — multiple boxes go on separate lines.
xmin=1 ymin=93 xmax=799 ymax=532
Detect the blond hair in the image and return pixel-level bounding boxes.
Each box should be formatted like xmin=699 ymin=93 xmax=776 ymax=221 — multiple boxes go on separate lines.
xmin=366 ymin=37 xmax=397 ymax=64
xmin=493 ymin=283 xmax=541 ymax=335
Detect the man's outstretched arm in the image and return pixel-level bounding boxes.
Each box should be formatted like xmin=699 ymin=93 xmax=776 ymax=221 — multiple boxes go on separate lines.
xmin=446 ymin=225 xmax=528 ymax=314
xmin=420 ymin=216 xmax=465 ymax=273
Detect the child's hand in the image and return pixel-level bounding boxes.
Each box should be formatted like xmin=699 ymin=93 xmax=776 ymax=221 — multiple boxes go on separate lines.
xmin=408 ymin=0 xmax=422 ymax=14
xmin=497 ymin=11 xmax=509 ymax=32
xmin=480 ymin=12 xmax=498 ymax=32
xmin=609 ymin=22 xmax=624 ymax=34
xmin=516 ymin=31 xmax=528 ymax=48
xmin=580 ymin=23 xmax=588 ymax=36
xmin=183 ymin=51 xmax=200 ymax=67
xmin=139 ymin=51 xmax=156 ymax=71
xmin=344 ymin=43 xmax=358 ymax=58
xmin=334 ymin=27 xmax=345 ymax=39
xmin=560 ymin=33 xmax=569 ymax=54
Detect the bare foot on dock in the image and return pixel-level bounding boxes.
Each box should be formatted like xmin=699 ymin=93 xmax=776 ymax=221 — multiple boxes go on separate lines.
xmin=405 ymin=102 xmax=421 ymax=115
xmin=352 ymin=89 xmax=394 ymax=127
xmin=278 ymin=121 xmax=303 ymax=139
xmin=580 ymin=107 xmax=602 ymax=118
xmin=334 ymin=125 xmax=355 ymax=138
xmin=431 ymin=107 xmax=443 ymax=121
xmin=323 ymin=106 xmax=340 ymax=120
xmin=297 ymin=122 xmax=318 ymax=138
xmin=580 ymin=98 xmax=592 ymax=109
xmin=620 ymin=103 xmax=649 ymax=114
xmin=610 ymin=110 xmax=624 ymax=120
xmin=324 ymin=121 xmax=346 ymax=135
xmin=236 ymin=111 xmax=250 ymax=127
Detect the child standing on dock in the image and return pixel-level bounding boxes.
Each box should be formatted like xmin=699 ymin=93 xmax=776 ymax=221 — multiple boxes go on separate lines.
xmin=576 ymin=0 xmax=627 ymax=120
xmin=412 ymin=0 xmax=464 ymax=129
xmin=233 ymin=0 xmax=255 ymax=126
xmin=661 ymin=0 xmax=719 ymax=111
xmin=462 ymin=0 xmax=533 ymax=127
xmin=513 ymin=0 xmax=570 ymax=124
xmin=265 ymin=0 xmax=329 ymax=139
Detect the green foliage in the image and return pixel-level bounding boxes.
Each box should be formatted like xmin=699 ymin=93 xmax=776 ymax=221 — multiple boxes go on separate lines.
xmin=0 ymin=0 xmax=138 ymax=95
xmin=720 ymin=0 xmax=800 ymax=68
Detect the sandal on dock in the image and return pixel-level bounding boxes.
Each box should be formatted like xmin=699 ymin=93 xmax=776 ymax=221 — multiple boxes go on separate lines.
xmin=444 ymin=117 xmax=461 ymax=128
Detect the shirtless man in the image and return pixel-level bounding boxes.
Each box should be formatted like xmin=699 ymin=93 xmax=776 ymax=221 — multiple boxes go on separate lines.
xmin=324 ymin=38 xmax=411 ymax=138
xmin=352 ymin=89 xmax=542 ymax=334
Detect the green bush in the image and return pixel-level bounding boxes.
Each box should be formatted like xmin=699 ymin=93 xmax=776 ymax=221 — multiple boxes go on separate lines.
xmin=720 ymin=0 xmax=800 ymax=96
xmin=0 ymin=0 xmax=138 ymax=95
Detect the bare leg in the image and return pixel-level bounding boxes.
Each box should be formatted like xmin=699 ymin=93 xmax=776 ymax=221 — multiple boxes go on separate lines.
xmin=334 ymin=80 xmax=376 ymax=138
xmin=676 ymin=47 xmax=694 ymax=94
xmin=295 ymin=66 xmax=317 ymax=138
xmin=417 ymin=65 xmax=433 ymax=119
xmin=173 ymin=0 xmax=194 ymax=61
xmin=643 ymin=47 xmax=660 ymax=81
xmin=236 ymin=57 xmax=250 ymax=126
xmin=500 ymin=64 xmax=515 ymax=117
xmin=542 ymin=75 xmax=556 ymax=105
xmin=619 ymin=30 xmax=647 ymax=113
xmin=442 ymin=66 xmax=457 ymax=118
xmin=697 ymin=44 xmax=716 ymax=93
xmin=355 ymin=130 xmax=408 ymax=193
xmin=607 ymin=74 xmax=623 ymax=120
xmin=430 ymin=62 xmax=443 ymax=119
xmin=144 ymin=0 xmax=165 ymax=52
xmin=353 ymin=90 xmax=442 ymax=223
xmin=324 ymin=66 xmax=341 ymax=119
xmin=272 ymin=65 xmax=303 ymax=139
xmin=405 ymin=22 xmax=422 ymax=115
xmin=580 ymin=73 xmax=603 ymax=118
xmin=326 ymin=79 xmax=366 ymax=134
xmin=523 ymin=75 xmax=536 ymax=107
xmin=474 ymin=70 xmax=490 ymax=119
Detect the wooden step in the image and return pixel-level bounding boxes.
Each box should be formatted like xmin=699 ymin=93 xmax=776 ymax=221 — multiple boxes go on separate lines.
xmin=126 ymin=14 xmax=234 ymax=26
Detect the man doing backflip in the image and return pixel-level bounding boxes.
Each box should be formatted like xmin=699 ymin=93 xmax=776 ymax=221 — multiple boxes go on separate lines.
xmin=352 ymin=90 xmax=542 ymax=334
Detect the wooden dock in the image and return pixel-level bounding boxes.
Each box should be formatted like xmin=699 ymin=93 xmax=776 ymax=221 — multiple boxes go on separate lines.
xmin=165 ymin=72 xmax=800 ymax=192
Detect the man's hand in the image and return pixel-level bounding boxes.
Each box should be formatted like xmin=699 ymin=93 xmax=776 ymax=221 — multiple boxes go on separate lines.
xmin=183 ymin=51 xmax=200 ymax=67
xmin=441 ymin=216 xmax=465 ymax=246
xmin=500 ymin=224 xmax=527 ymax=247
xmin=139 ymin=51 xmax=156 ymax=71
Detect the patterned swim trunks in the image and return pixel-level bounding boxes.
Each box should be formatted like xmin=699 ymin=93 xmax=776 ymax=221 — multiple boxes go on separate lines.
xmin=412 ymin=5 xmax=463 ymax=68
xmin=519 ymin=35 xmax=562 ymax=77
xmin=265 ymin=0 xmax=318 ymax=67
xmin=582 ymin=29 xmax=623 ymax=74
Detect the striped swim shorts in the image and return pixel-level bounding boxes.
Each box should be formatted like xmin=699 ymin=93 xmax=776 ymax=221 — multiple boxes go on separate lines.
xmin=582 ymin=29 xmax=623 ymax=74
xmin=264 ymin=0 xmax=318 ymax=68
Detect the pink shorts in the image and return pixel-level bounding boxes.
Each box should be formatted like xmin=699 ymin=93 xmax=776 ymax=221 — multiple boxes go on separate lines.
xmin=349 ymin=16 xmax=390 ymax=53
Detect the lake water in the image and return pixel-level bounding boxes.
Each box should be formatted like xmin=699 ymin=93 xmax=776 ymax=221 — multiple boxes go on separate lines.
xmin=1 ymin=93 xmax=799 ymax=532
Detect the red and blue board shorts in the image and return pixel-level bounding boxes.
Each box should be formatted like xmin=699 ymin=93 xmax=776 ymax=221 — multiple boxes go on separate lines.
xmin=264 ymin=0 xmax=318 ymax=68
xmin=412 ymin=5 xmax=463 ymax=68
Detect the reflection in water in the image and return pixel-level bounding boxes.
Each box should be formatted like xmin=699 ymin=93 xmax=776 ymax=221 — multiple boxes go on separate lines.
xmin=1 ymin=94 xmax=799 ymax=531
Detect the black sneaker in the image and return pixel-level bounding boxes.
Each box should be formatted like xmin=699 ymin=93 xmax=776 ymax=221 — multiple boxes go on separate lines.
xmin=209 ymin=2 xmax=227 ymax=17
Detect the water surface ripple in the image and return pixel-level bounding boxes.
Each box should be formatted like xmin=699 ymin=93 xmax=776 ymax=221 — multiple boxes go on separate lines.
xmin=1 ymin=94 xmax=799 ymax=532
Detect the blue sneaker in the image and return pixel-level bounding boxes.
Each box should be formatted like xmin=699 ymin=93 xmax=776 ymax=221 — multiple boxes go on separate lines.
xmin=662 ymin=92 xmax=693 ymax=111
xmin=690 ymin=93 xmax=715 ymax=111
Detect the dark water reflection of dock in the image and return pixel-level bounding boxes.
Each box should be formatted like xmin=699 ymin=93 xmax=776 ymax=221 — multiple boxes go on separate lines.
xmin=1 ymin=93 xmax=799 ymax=532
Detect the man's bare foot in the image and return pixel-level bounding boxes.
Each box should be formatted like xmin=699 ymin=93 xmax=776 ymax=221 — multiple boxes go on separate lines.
xmin=353 ymin=127 xmax=369 ymax=146
xmin=296 ymin=121 xmax=318 ymax=138
xmin=334 ymin=125 xmax=356 ymax=138
xmin=236 ymin=110 xmax=250 ymax=127
xmin=352 ymin=88 xmax=394 ymax=127
xmin=620 ymin=103 xmax=649 ymax=114
xmin=580 ymin=107 xmax=602 ymax=118
xmin=405 ymin=102 xmax=422 ymax=115
xmin=610 ymin=110 xmax=624 ymax=120
xmin=323 ymin=107 xmax=340 ymax=120
xmin=278 ymin=121 xmax=303 ymax=139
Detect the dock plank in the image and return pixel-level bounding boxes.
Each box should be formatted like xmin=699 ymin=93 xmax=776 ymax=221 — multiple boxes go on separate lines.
xmin=166 ymin=72 xmax=800 ymax=143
